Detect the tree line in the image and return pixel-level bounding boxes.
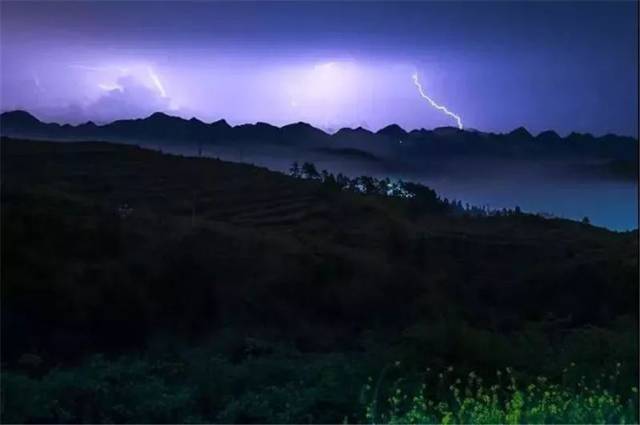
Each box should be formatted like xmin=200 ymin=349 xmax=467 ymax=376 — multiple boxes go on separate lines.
xmin=288 ymin=161 xmax=526 ymax=218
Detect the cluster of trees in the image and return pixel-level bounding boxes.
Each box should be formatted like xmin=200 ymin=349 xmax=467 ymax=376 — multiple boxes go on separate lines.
xmin=289 ymin=161 xmax=451 ymax=215
xmin=289 ymin=161 xmax=414 ymax=198
xmin=447 ymin=200 xmax=524 ymax=218
xmin=289 ymin=161 xmax=525 ymax=218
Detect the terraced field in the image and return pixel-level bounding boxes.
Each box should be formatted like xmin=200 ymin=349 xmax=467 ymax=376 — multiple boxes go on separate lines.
xmin=1 ymin=138 xmax=335 ymax=231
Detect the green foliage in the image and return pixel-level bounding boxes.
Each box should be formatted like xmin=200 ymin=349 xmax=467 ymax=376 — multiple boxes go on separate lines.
xmin=1 ymin=347 xmax=369 ymax=424
xmin=4 ymin=345 xmax=638 ymax=424
xmin=364 ymin=365 xmax=639 ymax=424
xmin=1 ymin=355 xmax=197 ymax=423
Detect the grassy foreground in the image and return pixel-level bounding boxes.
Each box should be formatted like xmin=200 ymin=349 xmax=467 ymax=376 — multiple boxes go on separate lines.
xmin=2 ymin=348 xmax=638 ymax=424
xmin=365 ymin=364 xmax=638 ymax=424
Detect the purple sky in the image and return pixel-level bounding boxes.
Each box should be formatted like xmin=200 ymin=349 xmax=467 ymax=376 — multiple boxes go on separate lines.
xmin=1 ymin=1 xmax=637 ymax=136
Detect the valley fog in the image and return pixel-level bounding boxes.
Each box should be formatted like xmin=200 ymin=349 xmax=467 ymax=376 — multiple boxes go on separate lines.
xmin=164 ymin=143 xmax=638 ymax=231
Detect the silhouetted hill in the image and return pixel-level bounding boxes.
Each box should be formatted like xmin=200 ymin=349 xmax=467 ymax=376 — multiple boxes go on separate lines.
xmin=2 ymin=137 xmax=636 ymax=363
xmin=281 ymin=121 xmax=330 ymax=145
xmin=507 ymin=126 xmax=534 ymax=141
xmin=537 ymin=130 xmax=562 ymax=143
xmin=1 ymin=137 xmax=637 ymax=423
xmin=1 ymin=110 xmax=40 ymax=128
xmin=377 ymin=124 xmax=408 ymax=140
xmin=0 ymin=110 xmax=637 ymax=164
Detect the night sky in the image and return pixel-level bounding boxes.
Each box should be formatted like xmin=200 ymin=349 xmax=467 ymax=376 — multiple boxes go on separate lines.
xmin=1 ymin=1 xmax=637 ymax=136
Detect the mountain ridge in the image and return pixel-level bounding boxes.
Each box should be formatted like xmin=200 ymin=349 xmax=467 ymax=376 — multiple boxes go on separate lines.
xmin=1 ymin=110 xmax=637 ymax=161
xmin=3 ymin=109 xmax=638 ymax=141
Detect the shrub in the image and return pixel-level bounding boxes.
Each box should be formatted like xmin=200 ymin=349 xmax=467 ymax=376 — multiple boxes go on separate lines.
xmin=364 ymin=365 xmax=639 ymax=424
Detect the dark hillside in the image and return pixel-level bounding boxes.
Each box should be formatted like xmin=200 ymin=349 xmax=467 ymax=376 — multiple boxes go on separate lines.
xmin=1 ymin=137 xmax=637 ymax=423
xmin=2 ymin=137 xmax=636 ymax=355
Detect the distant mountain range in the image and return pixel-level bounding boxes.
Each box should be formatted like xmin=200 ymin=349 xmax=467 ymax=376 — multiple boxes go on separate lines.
xmin=1 ymin=110 xmax=637 ymax=162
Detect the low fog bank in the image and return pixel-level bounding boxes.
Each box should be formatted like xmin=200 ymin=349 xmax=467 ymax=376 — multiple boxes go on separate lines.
xmin=156 ymin=143 xmax=637 ymax=231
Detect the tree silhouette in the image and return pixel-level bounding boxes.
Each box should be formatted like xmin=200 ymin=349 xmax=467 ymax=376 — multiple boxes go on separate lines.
xmin=301 ymin=162 xmax=320 ymax=180
xmin=289 ymin=161 xmax=301 ymax=178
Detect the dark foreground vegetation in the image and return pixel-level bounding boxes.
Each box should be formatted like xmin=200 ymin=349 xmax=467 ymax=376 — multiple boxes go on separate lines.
xmin=1 ymin=138 xmax=638 ymax=423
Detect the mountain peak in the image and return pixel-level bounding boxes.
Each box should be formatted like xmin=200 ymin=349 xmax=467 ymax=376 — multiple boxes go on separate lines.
xmin=145 ymin=112 xmax=190 ymax=124
xmin=1 ymin=110 xmax=40 ymax=124
xmin=283 ymin=121 xmax=313 ymax=129
xmin=537 ymin=130 xmax=560 ymax=141
xmin=211 ymin=118 xmax=230 ymax=128
xmin=255 ymin=121 xmax=279 ymax=130
xmin=336 ymin=126 xmax=372 ymax=136
xmin=508 ymin=126 xmax=533 ymax=139
xmin=377 ymin=124 xmax=407 ymax=138
xmin=276 ymin=123 xmax=327 ymax=148
xmin=146 ymin=111 xmax=174 ymax=121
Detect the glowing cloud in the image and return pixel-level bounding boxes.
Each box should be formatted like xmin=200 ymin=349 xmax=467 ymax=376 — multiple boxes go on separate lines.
xmin=98 ymin=82 xmax=123 ymax=92
xmin=411 ymin=72 xmax=463 ymax=129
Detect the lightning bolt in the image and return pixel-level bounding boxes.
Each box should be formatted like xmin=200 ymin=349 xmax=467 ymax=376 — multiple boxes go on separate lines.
xmin=32 ymin=72 xmax=42 ymax=91
xmin=412 ymin=72 xmax=463 ymax=130
xmin=147 ymin=67 xmax=167 ymax=98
